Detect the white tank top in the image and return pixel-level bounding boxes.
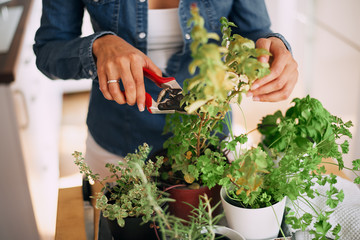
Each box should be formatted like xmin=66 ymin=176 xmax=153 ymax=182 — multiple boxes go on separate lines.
xmin=147 ymin=8 xmax=184 ymax=72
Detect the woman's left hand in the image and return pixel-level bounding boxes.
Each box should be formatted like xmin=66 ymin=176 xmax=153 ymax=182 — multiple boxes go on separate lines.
xmin=247 ymin=37 xmax=298 ymax=102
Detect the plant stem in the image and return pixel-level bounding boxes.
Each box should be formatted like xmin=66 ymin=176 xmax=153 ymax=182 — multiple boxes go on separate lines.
xmin=196 ymin=114 xmax=206 ymax=157
xmin=205 ymin=195 xmax=215 ymax=239
xmin=271 ymin=203 xmax=286 ymax=239
xmin=321 ymin=161 xmax=359 ymax=177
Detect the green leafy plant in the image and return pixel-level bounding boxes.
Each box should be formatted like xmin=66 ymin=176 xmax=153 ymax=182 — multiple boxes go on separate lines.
xmin=220 ymin=96 xmax=360 ymax=239
xmin=167 ymin=6 xmax=360 ymax=239
xmin=73 ymin=143 xmax=164 ymax=227
xmin=148 ymin=193 xmax=225 ymax=240
xmin=74 ymin=143 xmax=232 ymax=240
xmin=162 ymin=4 xmax=271 ymax=189
xmin=123 ymin=148 xmax=230 ymax=240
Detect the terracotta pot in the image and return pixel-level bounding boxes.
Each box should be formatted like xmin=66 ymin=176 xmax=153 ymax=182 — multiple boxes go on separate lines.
xmin=166 ymin=184 xmax=222 ymax=221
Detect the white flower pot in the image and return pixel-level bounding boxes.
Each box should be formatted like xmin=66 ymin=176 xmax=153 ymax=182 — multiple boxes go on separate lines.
xmin=201 ymin=225 xmax=246 ymax=240
xmin=213 ymin=225 xmax=246 ymax=240
xmin=220 ymin=187 xmax=286 ymax=240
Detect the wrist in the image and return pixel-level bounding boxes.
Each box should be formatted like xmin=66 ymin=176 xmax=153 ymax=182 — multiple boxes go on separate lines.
xmin=92 ymin=34 xmax=114 ymax=57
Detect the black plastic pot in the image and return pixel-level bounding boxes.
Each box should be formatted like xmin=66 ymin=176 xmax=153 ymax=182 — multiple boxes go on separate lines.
xmin=106 ymin=216 xmax=159 ymax=240
xmin=100 ymin=189 xmax=160 ymax=240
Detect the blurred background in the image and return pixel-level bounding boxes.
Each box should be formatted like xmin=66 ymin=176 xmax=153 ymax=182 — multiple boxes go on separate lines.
xmin=0 ymin=0 xmax=359 ymax=239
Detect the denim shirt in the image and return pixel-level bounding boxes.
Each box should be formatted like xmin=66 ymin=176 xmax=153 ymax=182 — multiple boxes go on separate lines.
xmin=34 ymin=0 xmax=291 ymax=157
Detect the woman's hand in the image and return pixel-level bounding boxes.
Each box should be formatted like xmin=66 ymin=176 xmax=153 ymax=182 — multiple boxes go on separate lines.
xmin=247 ymin=37 xmax=298 ymax=102
xmin=92 ymin=34 xmax=162 ymax=111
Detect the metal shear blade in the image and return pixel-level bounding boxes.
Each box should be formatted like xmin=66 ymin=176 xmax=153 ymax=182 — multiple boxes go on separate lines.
xmin=143 ymin=68 xmax=186 ymax=114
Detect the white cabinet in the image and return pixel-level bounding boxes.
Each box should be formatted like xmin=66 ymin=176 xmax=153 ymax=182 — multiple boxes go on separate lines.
xmin=0 ymin=85 xmax=40 ymax=240
xmin=10 ymin=0 xmax=62 ymax=238
xmin=9 ymin=0 xmax=91 ymax=239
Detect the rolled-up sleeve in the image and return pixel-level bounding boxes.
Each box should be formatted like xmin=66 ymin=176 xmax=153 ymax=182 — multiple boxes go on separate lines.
xmin=33 ymin=0 xmax=115 ymax=80
xmin=228 ymin=0 xmax=292 ymax=53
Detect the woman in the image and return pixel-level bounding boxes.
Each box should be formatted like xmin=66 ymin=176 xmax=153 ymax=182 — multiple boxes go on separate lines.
xmin=34 ymin=0 xmax=297 ymax=237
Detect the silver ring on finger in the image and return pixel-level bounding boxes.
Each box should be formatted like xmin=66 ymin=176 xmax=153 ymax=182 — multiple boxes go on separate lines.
xmin=107 ymin=79 xmax=119 ymax=84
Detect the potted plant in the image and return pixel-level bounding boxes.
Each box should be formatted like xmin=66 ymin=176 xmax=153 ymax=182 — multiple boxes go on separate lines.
xmin=160 ymin=4 xmax=360 ymax=240
xmin=219 ymin=95 xmax=360 ymax=239
xmin=73 ymin=143 xmax=164 ymax=240
xmin=157 ymin=4 xmax=271 ymax=220
xmin=122 ymin=148 xmax=246 ymax=240
xmin=74 ymin=143 xmax=246 ymax=240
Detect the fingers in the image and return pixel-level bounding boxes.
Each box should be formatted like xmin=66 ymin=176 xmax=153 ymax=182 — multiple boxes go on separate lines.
xmin=93 ymin=35 xmax=160 ymax=111
xmin=247 ymin=37 xmax=298 ymax=102
xmin=130 ymin=61 xmax=145 ymax=111
xmin=105 ymin=61 xmax=126 ymax=105
xmin=256 ymin=38 xmax=271 ymax=63
xmin=145 ymin=58 xmax=163 ymax=77
xmin=98 ymin=67 xmax=113 ymax=101
xmin=252 ymin=47 xmax=290 ymax=89
xmin=250 ymin=63 xmax=298 ymax=102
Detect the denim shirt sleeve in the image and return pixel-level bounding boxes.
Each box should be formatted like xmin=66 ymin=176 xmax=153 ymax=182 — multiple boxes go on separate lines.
xmin=33 ymin=0 xmax=114 ymax=81
xmin=228 ymin=0 xmax=292 ymax=54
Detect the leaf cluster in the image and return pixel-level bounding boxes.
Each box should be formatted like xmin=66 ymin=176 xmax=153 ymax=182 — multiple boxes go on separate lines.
xmin=163 ymin=5 xmax=271 ymax=189
xmin=75 ymin=142 xmax=226 ymax=239
xmin=220 ymin=95 xmax=359 ymax=239
xmin=163 ymin=112 xmax=226 ymax=187
xmin=73 ymin=143 xmax=164 ymax=227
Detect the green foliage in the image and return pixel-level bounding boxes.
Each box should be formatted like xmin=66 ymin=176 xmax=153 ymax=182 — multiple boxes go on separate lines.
xmin=258 ymin=96 xmax=352 ymax=166
xmin=218 ymin=95 xmax=360 ymax=239
xmin=75 ymin=142 xmax=226 ymax=239
xmin=147 ymin=191 xmax=225 ymax=240
xmin=163 ymin=5 xmax=271 ymax=189
xmin=73 ymin=143 xmax=164 ymax=227
xmin=163 ymin=111 xmax=225 ymax=187
xmin=222 ymin=147 xmax=278 ymax=208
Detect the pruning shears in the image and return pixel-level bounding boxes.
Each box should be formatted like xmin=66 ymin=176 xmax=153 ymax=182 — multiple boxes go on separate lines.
xmin=143 ymin=68 xmax=186 ymax=114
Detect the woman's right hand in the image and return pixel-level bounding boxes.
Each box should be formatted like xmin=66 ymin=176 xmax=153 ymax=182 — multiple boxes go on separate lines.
xmin=92 ymin=34 xmax=162 ymax=112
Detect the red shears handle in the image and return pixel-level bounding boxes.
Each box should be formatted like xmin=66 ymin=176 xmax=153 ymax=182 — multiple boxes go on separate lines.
xmin=143 ymin=67 xmax=177 ymax=88
xmin=120 ymin=68 xmax=182 ymax=114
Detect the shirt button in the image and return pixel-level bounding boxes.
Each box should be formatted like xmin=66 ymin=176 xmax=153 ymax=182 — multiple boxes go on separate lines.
xmin=139 ymin=32 xmax=146 ymax=39
xmin=139 ymin=0 xmax=146 ymax=2
xmin=185 ymin=33 xmax=191 ymax=40
xmin=89 ymin=70 xmax=93 ymax=76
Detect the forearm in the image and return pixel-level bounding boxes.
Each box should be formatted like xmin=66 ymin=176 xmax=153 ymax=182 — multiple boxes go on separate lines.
xmin=33 ymin=0 xmax=116 ymax=81
xmin=33 ymin=31 xmax=114 ymax=80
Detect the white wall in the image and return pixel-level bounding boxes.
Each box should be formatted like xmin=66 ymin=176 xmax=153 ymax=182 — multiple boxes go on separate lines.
xmin=264 ymin=0 xmax=360 ymax=180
